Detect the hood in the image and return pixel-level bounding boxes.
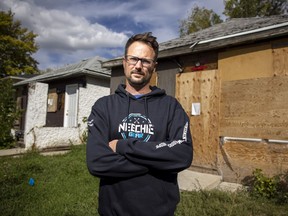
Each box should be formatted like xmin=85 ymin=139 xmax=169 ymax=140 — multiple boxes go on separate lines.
xmin=115 ymin=84 xmax=166 ymax=100
xmin=114 ymin=84 xmax=166 ymax=136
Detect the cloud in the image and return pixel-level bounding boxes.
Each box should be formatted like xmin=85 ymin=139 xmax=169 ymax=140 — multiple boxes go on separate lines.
xmin=1 ymin=0 xmax=225 ymax=70
xmin=2 ymin=0 xmax=128 ymax=50
xmin=1 ymin=0 xmax=129 ymax=69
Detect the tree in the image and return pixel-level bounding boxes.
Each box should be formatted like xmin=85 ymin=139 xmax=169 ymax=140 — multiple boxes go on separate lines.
xmin=223 ymin=0 xmax=288 ymax=18
xmin=0 ymin=10 xmax=39 ymax=77
xmin=179 ymin=5 xmax=223 ymax=37
xmin=0 ymin=78 xmax=20 ymax=148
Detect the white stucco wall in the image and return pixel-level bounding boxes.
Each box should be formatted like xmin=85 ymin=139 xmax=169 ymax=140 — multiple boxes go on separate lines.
xmin=24 ymin=82 xmax=48 ymax=149
xmin=77 ymin=77 xmax=110 ymax=136
xmin=24 ymin=77 xmax=110 ymax=150
xmin=31 ymin=127 xmax=81 ymax=148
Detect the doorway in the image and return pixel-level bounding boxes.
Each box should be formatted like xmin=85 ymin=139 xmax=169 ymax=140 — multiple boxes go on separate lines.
xmin=64 ymin=84 xmax=78 ymax=127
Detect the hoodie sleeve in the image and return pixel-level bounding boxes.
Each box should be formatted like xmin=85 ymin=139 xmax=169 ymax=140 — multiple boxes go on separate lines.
xmin=86 ymin=98 xmax=148 ymax=178
xmin=116 ymin=99 xmax=193 ymax=173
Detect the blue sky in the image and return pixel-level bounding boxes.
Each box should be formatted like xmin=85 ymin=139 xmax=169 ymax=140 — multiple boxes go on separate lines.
xmin=1 ymin=0 xmax=225 ymax=70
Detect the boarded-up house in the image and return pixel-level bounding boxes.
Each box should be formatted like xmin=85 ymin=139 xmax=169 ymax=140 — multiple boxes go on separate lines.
xmin=14 ymin=56 xmax=110 ymax=150
xmin=103 ymin=15 xmax=288 ymax=183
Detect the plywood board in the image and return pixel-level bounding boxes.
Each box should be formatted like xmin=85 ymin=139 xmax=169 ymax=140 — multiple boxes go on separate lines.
xmin=149 ymin=71 xmax=158 ymax=86
xmin=47 ymin=88 xmax=58 ymax=112
xmin=273 ymin=46 xmax=288 ymax=76
xmin=176 ymin=70 xmax=220 ymax=169
xmin=218 ymin=140 xmax=288 ymax=182
xmin=219 ymin=44 xmax=274 ymax=81
xmin=220 ymin=76 xmax=288 ymax=139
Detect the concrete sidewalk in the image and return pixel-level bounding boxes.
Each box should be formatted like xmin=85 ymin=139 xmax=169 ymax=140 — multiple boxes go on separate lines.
xmin=0 ymin=147 xmax=70 ymax=157
xmin=0 ymin=147 xmax=26 ymax=157
xmin=0 ymin=148 xmax=243 ymax=192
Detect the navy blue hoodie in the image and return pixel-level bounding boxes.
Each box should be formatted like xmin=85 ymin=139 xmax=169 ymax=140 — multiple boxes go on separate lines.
xmin=86 ymin=84 xmax=193 ymax=216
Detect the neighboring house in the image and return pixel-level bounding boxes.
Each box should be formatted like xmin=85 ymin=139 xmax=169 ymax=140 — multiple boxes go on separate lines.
xmin=14 ymin=56 xmax=110 ymax=150
xmin=103 ymin=15 xmax=288 ymax=183
xmin=1 ymin=74 xmax=38 ymax=142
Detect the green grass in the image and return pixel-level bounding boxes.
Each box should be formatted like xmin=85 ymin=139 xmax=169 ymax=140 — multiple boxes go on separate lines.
xmin=0 ymin=146 xmax=99 ymax=216
xmin=1 ymin=145 xmax=288 ymax=216
xmin=176 ymin=190 xmax=288 ymax=216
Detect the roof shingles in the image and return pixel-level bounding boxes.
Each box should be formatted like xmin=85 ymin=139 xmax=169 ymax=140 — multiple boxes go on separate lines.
xmin=15 ymin=56 xmax=110 ymax=86
xmin=103 ymin=15 xmax=288 ymax=68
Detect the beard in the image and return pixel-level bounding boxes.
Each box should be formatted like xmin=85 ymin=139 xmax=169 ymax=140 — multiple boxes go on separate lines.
xmin=126 ymin=70 xmax=153 ymax=88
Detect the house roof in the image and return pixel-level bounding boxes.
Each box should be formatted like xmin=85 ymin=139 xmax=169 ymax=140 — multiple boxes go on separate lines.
xmin=2 ymin=74 xmax=38 ymax=82
xmin=103 ymin=15 xmax=288 ymax=68
xmin=15 ymin=56 xmax=111 ymax=86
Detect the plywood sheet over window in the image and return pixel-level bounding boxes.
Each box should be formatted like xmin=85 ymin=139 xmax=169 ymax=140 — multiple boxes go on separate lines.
xmin=176 ymin=70 xmax=220 ymax=170
xmin=47 ymin=88 xmax=58 ymax=112
xmin=219 ymin=44 xmax=273 ymax=81
xmin=220 ymin=76 xmax=288 ymax=140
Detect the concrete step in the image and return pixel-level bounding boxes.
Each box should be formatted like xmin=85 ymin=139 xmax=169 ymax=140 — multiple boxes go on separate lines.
xmin=178 ymin=169 xmax=222 ymax=191
xmin=178 ymin=169 xmax=244 ymax=192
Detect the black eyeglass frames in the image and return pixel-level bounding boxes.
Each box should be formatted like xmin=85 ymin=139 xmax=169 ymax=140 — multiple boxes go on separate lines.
xmin=125 ymin=55 xmax=155 ymax=67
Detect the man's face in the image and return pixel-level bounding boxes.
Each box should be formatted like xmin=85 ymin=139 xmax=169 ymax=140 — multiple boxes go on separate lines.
xmin=123 ymin=41 xmax=157 ymax=88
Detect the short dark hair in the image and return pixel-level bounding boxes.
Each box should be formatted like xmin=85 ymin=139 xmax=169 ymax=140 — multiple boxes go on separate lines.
xmin=124 ymin=32 xmax=159 ymax=60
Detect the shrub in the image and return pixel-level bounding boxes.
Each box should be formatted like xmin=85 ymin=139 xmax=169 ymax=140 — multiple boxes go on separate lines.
xmin=243 ymin=168 xmax=288 ymax=204
xmin=252 ymin=168 xmax=278 ymax=199
xmin=275 ymin=171 xmax=288 ymax=204
xmin=0 ymin=78 xmax=20 ymax=148
xmin=80 ymin=117 xmax=88 ymax=144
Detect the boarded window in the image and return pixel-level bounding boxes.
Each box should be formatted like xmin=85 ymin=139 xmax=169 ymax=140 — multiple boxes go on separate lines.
xmin=47 ymin=88 xmax=58 ymax=112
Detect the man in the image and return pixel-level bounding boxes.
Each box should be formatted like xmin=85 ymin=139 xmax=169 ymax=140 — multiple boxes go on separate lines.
xmin=86 ymin=32 xmax=193 ymax=216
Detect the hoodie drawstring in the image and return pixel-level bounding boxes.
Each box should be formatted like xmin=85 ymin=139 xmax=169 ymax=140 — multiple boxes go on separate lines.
xmin=125 ymin=92 xmax=130 ymax=139
xmin=144 ymin=96 xmax=149 ymax=120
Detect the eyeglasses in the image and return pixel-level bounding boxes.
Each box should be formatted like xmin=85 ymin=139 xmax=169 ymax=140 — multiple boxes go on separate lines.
xmin=125 ymin=55 xmax=155 ymax=67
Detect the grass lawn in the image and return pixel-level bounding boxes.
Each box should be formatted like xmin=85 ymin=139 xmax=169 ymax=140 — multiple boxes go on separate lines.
xmin=1 ymin=144 xmax=288 ymax=216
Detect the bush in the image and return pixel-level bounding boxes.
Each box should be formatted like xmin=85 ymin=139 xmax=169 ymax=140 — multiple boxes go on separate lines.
xmin=275 ymin=171 xmax=288 ymax=204
xmin=80 ymin=117 xmax=88 ymax=144
xmin=243 ymin=168 xmax=288 ymax=204
xmin=0 ymin=78 xmax=20 ymax=148
xmin=252 ymin=168 xmax=278 ymax=199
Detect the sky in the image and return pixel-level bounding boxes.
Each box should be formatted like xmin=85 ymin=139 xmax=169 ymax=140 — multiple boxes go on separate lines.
xmin=1 ymin=0 xmax=225 ymax=70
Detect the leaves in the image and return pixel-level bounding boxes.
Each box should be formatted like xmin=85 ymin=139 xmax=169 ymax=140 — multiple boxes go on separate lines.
xmin=223 ymin=0 xmax=287 ymax=18
xmin=0 ymin=78 xmax=21 ymax=148
xmin=0 ymin=10 xmax=39 ymax=77
xmin=179 ymin=5 xmax=223 ymax=37
xmin=179 ymin=1 xmax=287 ymax=37
xmin=250 ymin=169 xmax=288 ymax=204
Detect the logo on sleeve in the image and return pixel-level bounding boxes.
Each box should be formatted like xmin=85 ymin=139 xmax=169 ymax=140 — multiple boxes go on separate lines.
xmin=87 ymin=119 xmax=94 ymax=127
xmin=118 ymin=113 xmax=154 ymax=142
